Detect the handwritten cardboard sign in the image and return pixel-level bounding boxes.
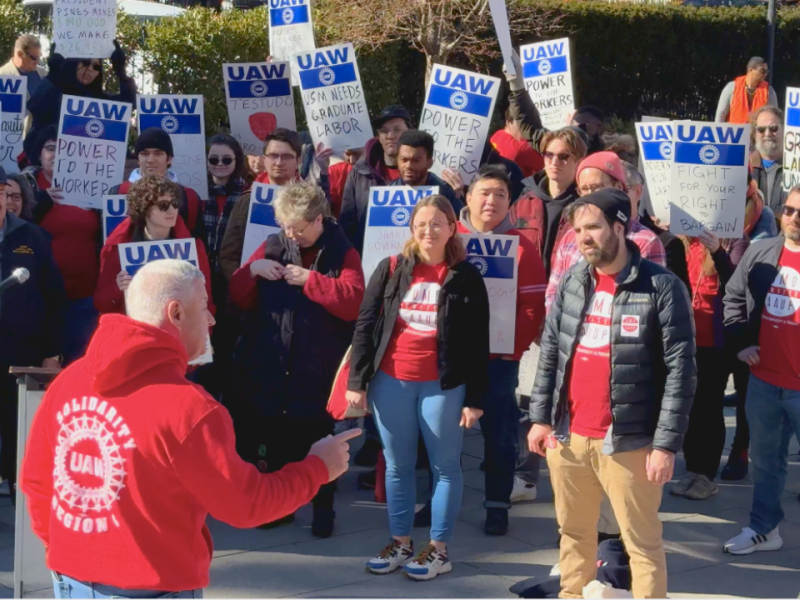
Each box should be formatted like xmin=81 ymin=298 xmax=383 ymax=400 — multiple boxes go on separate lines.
xmin=636 ymin=120 xmax=673 ymax=224
xmin=53 ymin=0 xmax=117 ymax=58
xmin=0 ymin=76 xmax=26 ymax=172
xmin=784 ymin=87 xmax=800 ymax=191
xmin=519 ymin=38 xmax=574 ymax=130
xmin=268 ymin=0 xmax=316 ymax=85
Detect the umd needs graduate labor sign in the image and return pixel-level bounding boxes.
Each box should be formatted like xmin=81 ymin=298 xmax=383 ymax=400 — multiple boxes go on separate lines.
xmin=241 ymin=183 xmax=281 ymax=266
xmin=520 ymin=38 xmax=574 ymax=130
xmin=420 ymin=65 xmax=500 ymax=184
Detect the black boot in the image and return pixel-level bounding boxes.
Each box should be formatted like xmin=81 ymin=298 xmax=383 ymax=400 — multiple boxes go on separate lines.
xmin=312 ymin=508 xmax=335 ymax=538
xmin=484 ymin=508 xmax=509 ymax=536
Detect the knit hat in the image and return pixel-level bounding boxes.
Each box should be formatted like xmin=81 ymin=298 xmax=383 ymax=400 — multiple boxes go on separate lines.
xmin=372 ymin=105 xmax=413 ymax=130
xmin=135 ymin=127 xmax=174 ymax=157
xmin=575 ymin=187 xmax=631 ymax=230
xmin=576 ymin=151 xmax=626 ymax=185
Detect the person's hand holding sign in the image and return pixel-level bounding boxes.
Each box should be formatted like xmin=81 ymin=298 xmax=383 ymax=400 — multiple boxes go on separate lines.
xmin=250 ymin=259 xmax=285 ymax=281
xmin=284 ymin=264 xmax=311 ymax=287
xmin=699 ymin=228 xmax=721 ymax=253
xmin=315 ymin=143 xmax=334 ymax=176
xmin=116 ymin=270 xmax=132 ymax=292
xmin=441 ymin=168 xmax=465 ymax=199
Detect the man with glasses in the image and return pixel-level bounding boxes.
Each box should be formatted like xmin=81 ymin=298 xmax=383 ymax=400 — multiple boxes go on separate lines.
xmin=0 ymin=35 xmax=48 ymax=140
xmin=716 ymin=57 xmax=778 ymax=124
xmin=749 ymin=106 xmax=786 ymax=214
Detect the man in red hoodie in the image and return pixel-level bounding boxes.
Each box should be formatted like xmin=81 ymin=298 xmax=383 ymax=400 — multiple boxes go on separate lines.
xmin=19 ymin=259 xmax=358 ymax=598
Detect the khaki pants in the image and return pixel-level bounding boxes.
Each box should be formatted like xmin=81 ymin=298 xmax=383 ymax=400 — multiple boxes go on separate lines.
xmin=547 ymin=434 xmax=667 ymax=599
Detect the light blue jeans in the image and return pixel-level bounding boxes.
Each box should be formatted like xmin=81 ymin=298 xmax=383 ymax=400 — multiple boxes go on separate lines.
xmin=52 ymin=573 xmax=203 ymax=599
xmin=369 ymin=370 xmax=465 ymax=542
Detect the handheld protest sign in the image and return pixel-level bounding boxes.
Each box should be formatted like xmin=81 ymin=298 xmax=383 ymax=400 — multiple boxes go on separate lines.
xmin=268 ymin=0 xmax=316 ymax=85
xmin=137 ymin=95 xmax=208 ymax=200
xmin=0 ymin=76 xmax=26 ymax=172
xmin=462 ymin=234 xmax=519 ymax=354
xmin=362 ymin=186 xmax=438 ymax=284
xmin=420 ymin=65 xmax=500 ymax=184
xmin=102 ymin=195 xmax=128 ymax=242
xmin=54 ymin=95 xmax=131 ymax=209
xmin=635 ymin=121 xmax=673 ymax=224
xmin=223 ymin=62 xmax=296 ymax=156
xmin=669 ymin=121 xmax=749 ymax=238
xmin=784 ymin=88 xmax=800 ymax=190
xmin=241 ymin=183 xmax=282 ymax=266
xmin=118 ymin=238 xmax=199 ymax=278
xmin=53 ymin=0 xmax=117 ymax=58
xmin=519 ymin=38 xmax=574 ymax=130
xmin=294 ymin=43 xmax=372 ymax=153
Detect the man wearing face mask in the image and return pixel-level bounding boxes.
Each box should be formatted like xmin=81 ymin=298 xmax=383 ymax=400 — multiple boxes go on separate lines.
xmin=749 ymin=106 xmax=786 ymax=214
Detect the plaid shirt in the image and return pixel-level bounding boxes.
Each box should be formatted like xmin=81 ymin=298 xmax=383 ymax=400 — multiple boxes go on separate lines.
xmin=544 ymin=219 xmax=666 ymax=311
xmin=204 ymin=177 xmax=247 ymax=272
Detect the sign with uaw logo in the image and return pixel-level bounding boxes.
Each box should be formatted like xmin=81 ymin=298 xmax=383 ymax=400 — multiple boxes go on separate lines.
xmin=783 ymin=87 xmax=800 ymax=191
xmin=420 ymin=65 xmax=500 ymax=184
xmin=102 ymin=195 xmax=128 ymax=242
xmin=669 ymin=121 xmax=749 ymax=238
xmin=119 ymin=239 xmax=199 ymax=278
xmin=137 ymin=94 xmax=208 ymax=200
xmin=54 ymin=95 xmax=131 ymax=209
xmin=462 ymin=234 xmax=519 ymax=354
xmin=0 ymin=76 xmax=27 ymax=173
xmin=362 ymin=185 xmax=438 ymax=283
xmin=635 ymin=121 xmax=674 ymax=223
xmin=268 ymin=0 xmax=316 ymax=85
xmin=519 ymin=38 xmax=574 ymax=130
xmin=223 ymin=62 xmax=296 ymax=156
xmin=241 ymin=183 xmax=282 ymax=266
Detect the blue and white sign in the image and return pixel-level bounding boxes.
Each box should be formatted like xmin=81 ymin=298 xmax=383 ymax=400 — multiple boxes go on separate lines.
xmin=102 ymin=195 xmax=128 ymax=241
xmin=241 ymin=183 xmax=282 ymax=266
xmin=54 ymin=95 xmax=131 ymax=209
xmin=783 ymin=87 xmax=800 ymax=191
xmin=137 ymin=95 xmax=208 ymax=200
xmin=0 ymin=76 xmax=26 ymax=172
xmin=118 ymin=238 xmax=199 ymax=278
xmin=420 ymin=65 xmax=500 ymax=184
xmin=462 ymin=234 xmax=519 ymax=354
xmin=519 ymin=38 xmax=574 ymax=130
xmin=53 ymin=0 xmax=117 ymax=58
xmin=294 ymin=43 xmax=372 ymax=153
xmin=636 ymin=120 xmax=673 ymax=223
xmin=223 ymin=62 xmax=296 ymax=156
xmin=670 ymin=121 xmax=749 ymax=237
xmin=362 ymin=185 xmax=438 ymax=283
xmin=268 ymin=0 xmax=315 ymax=85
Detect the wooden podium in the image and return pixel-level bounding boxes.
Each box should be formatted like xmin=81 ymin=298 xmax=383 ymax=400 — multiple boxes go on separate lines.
xmin=10 ymin=367 xmax=60 ymax=599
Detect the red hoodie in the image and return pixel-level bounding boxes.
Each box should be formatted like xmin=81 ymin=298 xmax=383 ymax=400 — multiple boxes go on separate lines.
xmin=19 ymin=314 xmax=329 ymax=591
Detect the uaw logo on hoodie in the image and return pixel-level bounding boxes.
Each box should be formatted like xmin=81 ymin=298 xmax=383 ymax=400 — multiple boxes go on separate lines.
xmin=138 ymin=96 xmax=202 ymax=135
xmin=52 ymin=396 xmax=137 ymax=535
xmin=61 ymin=98 xmax=130 ymax=143
xmin=269 ymin=0 xmax=310 ymax=26
xmin=225 ymin=64 xmax=292 ymax=99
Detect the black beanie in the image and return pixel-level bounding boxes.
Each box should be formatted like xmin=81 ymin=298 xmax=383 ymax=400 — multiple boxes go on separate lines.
xmin=574 ymin=187 xmax=631 ymax=231
xmin=135 ymin=127 xmax=174 ymax=157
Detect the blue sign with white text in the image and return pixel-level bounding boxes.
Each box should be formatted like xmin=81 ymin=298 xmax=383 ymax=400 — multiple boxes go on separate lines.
xmin=269 ymin=4 xmax=309 ymax=26
xmin=61 ymin=115 xmax=128 ymax=142
xmin=522 ymin=55 xmax=568 ymax=79
xmin=298 ymin=63 xmax=357 ymax=90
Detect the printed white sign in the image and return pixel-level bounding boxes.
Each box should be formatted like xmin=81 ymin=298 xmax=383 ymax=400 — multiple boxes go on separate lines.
xmin=783 ymin=87 xmax=800 ymax=190
xmin=241 ymin=183 xmax=282 ymax=266
xmin=294 ymin=43 xmax=372 ymax=153
xmin=519 ymin=38 xmax=574 ymax=130
xmin=420 ymin=64 xmax=500 ymax=184
xmin=137 ymin=94 xmax=208 ymax=199
xmin=669 ymin=121 xmax=749 ymax=238
xmin=223 ymin=62 xmax=296 ymax=156
xmin=489 ymin=0 xmax=516 ymax=77
xmin=0 ymin=76 xmax=26 ymax=172
xmin=52 ymin=0 xmax=117 ymax=58
xmin=118 ymin=238 xmax=199 ymax=278
xmin=635 ymin=121 xmax=673 ymax=224
xmin=268 ymin=0 xmax=316 ymax=85
xmin=54 ymin=95 xmax=131 ymax=209
xmin=102 ymin=195 xmax=128 ymax=241
xmin=462 ymin=234 xmax=519 ymax=354
xmin=361 ymin=186 xmax=438 ymax=284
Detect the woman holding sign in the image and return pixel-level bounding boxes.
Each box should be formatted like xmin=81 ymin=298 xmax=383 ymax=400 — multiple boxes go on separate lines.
xmin=347 ymin=195 xmax=490 ymax=581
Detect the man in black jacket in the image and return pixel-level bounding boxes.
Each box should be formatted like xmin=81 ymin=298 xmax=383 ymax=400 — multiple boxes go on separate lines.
xmin=528 ymin=189 xmax=695 ymax=598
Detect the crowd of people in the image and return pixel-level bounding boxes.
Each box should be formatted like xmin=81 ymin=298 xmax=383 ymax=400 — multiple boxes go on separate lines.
xmin=0 ymin=34 xmax=796 ymax=598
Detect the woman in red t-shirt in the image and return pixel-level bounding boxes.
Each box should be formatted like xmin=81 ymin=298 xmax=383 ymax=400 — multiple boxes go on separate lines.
xmin=347 ymin=195 xmax=490 ymax=581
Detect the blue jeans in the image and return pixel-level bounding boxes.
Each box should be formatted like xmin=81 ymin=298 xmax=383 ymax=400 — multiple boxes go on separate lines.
xmin=746 ymin=374 xmax=800 ymax=534
xmin=62 ymin=297 xmax=99 ymax=365
xmin=369 ymin=370 xmax=465 ymax=542
xmin=52 ymin=573 xmax=203 ymax=598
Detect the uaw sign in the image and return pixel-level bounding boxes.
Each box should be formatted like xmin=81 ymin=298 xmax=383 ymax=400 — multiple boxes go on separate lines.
xmin=784 ymin=87 xmax=800 ymax=191
xmin=53 ymin=0 xmax=117 ymax=58
xmin=519 ymin=38 xmax=574 ymax=130
xmin=137 ymin=95 xmax=208 ymax=199
xmin=362 ymin=186 xmax=438 ymax=283
xmin=268 ymin=0 xmax=315 ymax=85
xmin=119 ymin=239 xmax=199 ymax=277
xmin=670 ymin=121 xmax=749 ymax=238
xmin=635 ymin=121 xmax=673 ymax=223
xmin=420 ymin=65 xmax=500 ymax=184
xmin=0 ymin=76 xmax=27 ymax=172
xmin=54 ymin=95 xmax=131 ymax=209
xmin=223 ymin=62 xmax=296 ymax=156
xmin=241 ymin=183 xmax=281 ymax=266
xmin=102 ymin=195 xmax=128 ymax=241
xmin=294 ymin=43 xmax=372 ymax=153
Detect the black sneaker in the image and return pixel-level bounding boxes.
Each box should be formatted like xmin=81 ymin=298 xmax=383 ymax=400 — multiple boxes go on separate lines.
xmin=414 ymin=501 xmax=432 ymax=528
xmin=720 ymin=450 xmax=748 ymax=481
xmin=312 ymin=508 xmax=335 ymax=538
xmin=354 ymin=438 xmax=381 ymax=467
xmin=484 ymin=508 xmax=509 ymax=536
xmin=357 ymin=469 xmax=376 ymax=490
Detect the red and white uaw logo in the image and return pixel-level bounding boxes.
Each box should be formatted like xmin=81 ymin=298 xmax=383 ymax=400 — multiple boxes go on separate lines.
xmin=764 ymin=266 xmax=800 ymax=322
xmin=398 ymin=282 xmax=441 ymax=335
xmin=621 ymin=314 xmax=640 ymax=337
xmin=52 ymin=396 xmax=137 ymax=535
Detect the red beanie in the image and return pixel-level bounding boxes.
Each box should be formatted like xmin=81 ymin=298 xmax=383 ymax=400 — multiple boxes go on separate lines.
xmin=576 ymin=151 xmax=626 ymax=185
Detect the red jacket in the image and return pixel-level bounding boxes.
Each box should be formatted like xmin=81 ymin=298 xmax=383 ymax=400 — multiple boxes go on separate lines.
xmin=490 ymin=129 xmax=543 ymax=178
xmin=18 ymin=314 xmax=329 ymax=591
xmin=328 ymin=162 xmax=353 ymax=217
xmin=94 ymin=216 xmax=215 ymax=316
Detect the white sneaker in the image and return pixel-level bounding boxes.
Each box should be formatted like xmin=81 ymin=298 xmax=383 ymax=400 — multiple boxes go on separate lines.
xmin=723 ymin=526 xmax=783 ymax=555
xmin=366 ymin=539 xmax=414 ymax=574
xmin=549 ymin=563 xmax=561 ymax=577
xmin=403 ymin=544 xmax=453 ymax=581
xmin=510 ymin=476 xmax=537 ymax=503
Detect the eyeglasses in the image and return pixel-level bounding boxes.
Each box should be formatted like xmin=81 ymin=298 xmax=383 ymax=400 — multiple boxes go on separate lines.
xmin=24 ymin=51 xmax=40 ymax=62
xmin=6 ymin=193 xmax=22 ymax=202
xmin=414 ymin=221 xmax=446 ymax=232
xmin=79 ymin=60 xmax=101 ymax=71
xmin=282 ymin=221 xmax=312 ymax=235
xmin=578 ymin=182 xmax=613 ymax=196
xmin=156 ymin=197 xmax=180 ymax=211
xmin=756 ymin=125 xmax=780 ymax=134
xmin=208 ymin=156 xmax=234 ymax=166
xmin=543 ymin=151 xmax=572 ymax=164
xmin=265 ymin=152 xmax=296 ymax=163
xmin=379 ymin=126 xmax=406 ymax=137
xmin=781 ymin=205 xmax=800 ymax=219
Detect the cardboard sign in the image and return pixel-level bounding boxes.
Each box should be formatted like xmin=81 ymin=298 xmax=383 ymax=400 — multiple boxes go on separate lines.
xmin=52 ymin=0 xmax=117 ymax=58
xmin=268 ymin=0 xmax=316 ymax=85
xmin=361 ymin=185 xmax=438 ymax=283
xmin=241 ymin=183 xmax=282 ymax=266
xmin=519 ymin=38 xmax=574 ymax=130
xmin=669 ymin=121 xmax=749 ymax=238
xmin=419 ymin=65 xmax=500 ymax=184
xmin=118 ymin=238 xmax=199 ymax=278
xmin=516 ymin=344 xmax=540 ymax=399
xmin=137 ymin=95 xmax=208 ymax=199
xmin=0 ymin=76 xmax=26 ymax=172
xmin=636 ymin=121 xmax=673 ymax=223
xmin=462 ymin=234 xmax=519 ymax=354
xmin=489 ymin=0 xmax=516 ymax=77
xmin=294 ymin=43 xmax=372 ymax=153
xmin=784 ymin=87 xmax=800 ymax=190
xmin=223 ymin=62 xmax=296 ymax=156
xmin=102 ymin=195 xmax=128 ymax=241
xmin=54 ymin=95 xmax=131 ymax=209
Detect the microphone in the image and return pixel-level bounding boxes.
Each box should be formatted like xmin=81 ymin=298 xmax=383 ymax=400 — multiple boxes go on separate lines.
xmin=0 ymin=268 xmax=30 ymax=296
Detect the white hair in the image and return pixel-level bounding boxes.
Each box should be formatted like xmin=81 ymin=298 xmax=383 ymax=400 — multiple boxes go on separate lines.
xmin=126 ymin=260 xmax=205 ymax=326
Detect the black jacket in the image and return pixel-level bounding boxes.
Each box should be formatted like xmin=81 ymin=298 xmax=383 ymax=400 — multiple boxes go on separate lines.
xmin=531 ymin=241 xmax=696 ymax=454
xmin=348 ymin=254 xmax=490 ymax=408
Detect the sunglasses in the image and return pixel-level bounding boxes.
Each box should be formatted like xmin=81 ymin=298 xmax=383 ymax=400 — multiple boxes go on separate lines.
xmin=156 ymin=197 xmax=180 ymax=212
xmin=756 ymin=125 xmax=780 ymax=134
xmin=543 ymin=151 xmax=572 ymax=164
xmin=79 ymin=60 xmax=101 ymax=71
xmin=781 ymin=205 xmax=800 ymax=218
xmin=208 ymin=156 xmax=234 ymax=166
